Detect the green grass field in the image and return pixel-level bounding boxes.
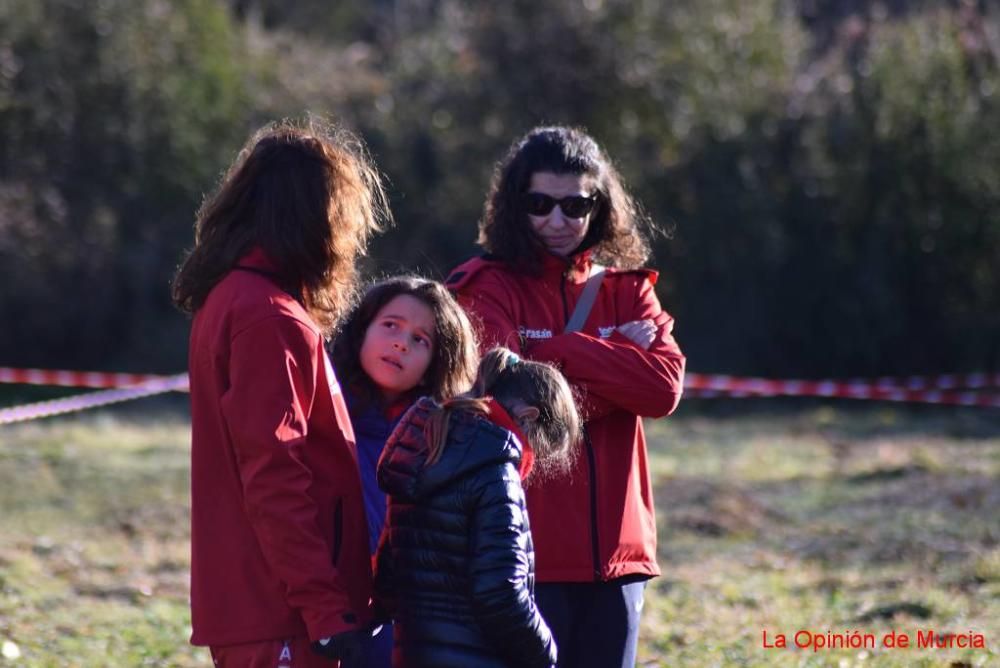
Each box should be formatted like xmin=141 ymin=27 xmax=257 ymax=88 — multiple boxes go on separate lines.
xmin=1 ymin=403 xmax=997 ymax=667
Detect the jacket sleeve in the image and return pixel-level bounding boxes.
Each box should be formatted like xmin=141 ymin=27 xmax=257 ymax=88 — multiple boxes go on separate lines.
xmin=527 ymin=275 xmax=686 ymax=419
xmin=220 ymin=315 xmax=360 ymax=641
xmin=468 ymin=465 xmax=557 ymax=668
xmin=458 ymin=273 xmax=685 ymax=420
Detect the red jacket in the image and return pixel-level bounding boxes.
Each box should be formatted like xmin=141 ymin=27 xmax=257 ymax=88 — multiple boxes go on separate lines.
xmin=447 ymin=252 xmax=685 ymax=582
xmin=188 ymin=248 xmax=372 ymax=647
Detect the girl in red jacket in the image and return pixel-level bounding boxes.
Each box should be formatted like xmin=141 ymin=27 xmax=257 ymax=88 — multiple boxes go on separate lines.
xmin=373 ymin=347 xmax=581 ymax=667
xmin=447 ymin=126 xmax=686 ymax=668
xmin=173 ymin=119 xmax=390 ymax=667
xmin=331 ymin=276 xmax=479 ymax=667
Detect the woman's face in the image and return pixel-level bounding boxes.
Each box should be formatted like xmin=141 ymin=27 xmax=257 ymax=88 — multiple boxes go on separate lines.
xmin=525 ymin=171 xmax=597 ymax=258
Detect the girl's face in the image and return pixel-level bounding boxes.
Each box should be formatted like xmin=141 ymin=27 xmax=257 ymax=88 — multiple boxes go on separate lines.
xmin=360 ymin=294 xmax=436 ymax=402
xmin=525 ymin=171 xmax=596 ymax=258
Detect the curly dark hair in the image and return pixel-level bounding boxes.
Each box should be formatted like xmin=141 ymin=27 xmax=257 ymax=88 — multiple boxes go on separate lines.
xmin=478 ymin=126 xmax=654 ymax=275
xmin=332 ymin=276 xmax=478 ymax=411
xmin=171 ymin=118 xmax=390 ymax=335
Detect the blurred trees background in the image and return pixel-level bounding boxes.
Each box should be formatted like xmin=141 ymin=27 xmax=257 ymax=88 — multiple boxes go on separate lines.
xmin=1 ymin=0 xmax=997 ymax=378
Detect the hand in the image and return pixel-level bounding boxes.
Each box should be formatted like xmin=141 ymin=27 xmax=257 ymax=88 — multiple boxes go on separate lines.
xmin=311 ymin=629 xmax=365 ymax=663
xmin=616 ymin=319 xmax=657 ymax=350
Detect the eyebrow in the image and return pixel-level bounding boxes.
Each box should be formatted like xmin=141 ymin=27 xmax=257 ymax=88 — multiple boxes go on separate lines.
xmin=380 ymin=314 xmax=434 ymax=341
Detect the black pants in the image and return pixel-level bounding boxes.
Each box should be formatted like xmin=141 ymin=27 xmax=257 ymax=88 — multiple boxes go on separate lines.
xmin=535 ymin=578 xmax=648 ymax=668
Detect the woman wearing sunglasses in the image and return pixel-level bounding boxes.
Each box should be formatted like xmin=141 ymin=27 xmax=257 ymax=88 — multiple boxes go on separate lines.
xmin=446 ymin=126 xmax=686 ymax=668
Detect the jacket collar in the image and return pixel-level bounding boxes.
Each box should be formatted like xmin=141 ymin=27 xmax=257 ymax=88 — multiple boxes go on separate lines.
xmin=385 ymin=394 xmax=414 ymax=421
xmin=344 ymin=384 xmax=413 ymax=423
xmin=538 ymin=249 xmax=593 ymax=285
xmin=234 ymin=247 xmax=307 ymax=304
xmin=378 ymin=397 xmax=530 ymax=500
xmin=485 ymin=398 xmax=535 ymax=480
xmin=236 ymin=246 xmax=279 ymax=272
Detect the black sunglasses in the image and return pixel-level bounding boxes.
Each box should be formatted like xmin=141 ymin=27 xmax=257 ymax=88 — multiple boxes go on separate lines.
xmin=522 ymin=192 xmax=598 ymax=218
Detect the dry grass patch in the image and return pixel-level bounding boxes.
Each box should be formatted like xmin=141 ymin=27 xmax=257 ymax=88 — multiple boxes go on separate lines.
xmin=1 ymin=404 xmax=997 ymax=667
xmin=641 ymin=405 xmax=999 ymax=667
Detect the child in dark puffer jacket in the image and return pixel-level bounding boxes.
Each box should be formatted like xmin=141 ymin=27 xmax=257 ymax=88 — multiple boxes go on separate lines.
xmin=374 ymin=348 xmax=581 ymax=668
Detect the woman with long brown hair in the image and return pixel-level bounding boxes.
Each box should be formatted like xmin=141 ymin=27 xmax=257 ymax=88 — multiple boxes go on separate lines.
xmin=173 ymin=118 xmax=389 ymax=667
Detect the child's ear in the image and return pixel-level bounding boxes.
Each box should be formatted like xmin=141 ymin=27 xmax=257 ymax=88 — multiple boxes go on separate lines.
xmin=514 ymin=405 xmax=540 ymax=423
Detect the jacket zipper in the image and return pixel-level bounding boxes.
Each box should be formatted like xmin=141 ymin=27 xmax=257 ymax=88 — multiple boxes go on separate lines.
xmin=584 ymin=428 xmax=601 ymax=580
xmin=331 ymin=498 xmax=343 ymax=565
xmin=562 ymin=267 xmax=602 ymax=581
xmin=559 ymin=270 xmax=570 ymax=322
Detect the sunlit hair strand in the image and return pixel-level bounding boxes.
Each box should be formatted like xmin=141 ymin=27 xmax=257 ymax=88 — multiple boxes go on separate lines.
xmin=424 ymin=347 xmax=580 ymax=481
xmin=171 ymin=117 xmax=391 ymax=335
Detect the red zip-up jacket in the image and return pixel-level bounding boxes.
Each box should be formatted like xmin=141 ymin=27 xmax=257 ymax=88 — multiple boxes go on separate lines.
xmin=447 ymin=251 xmax=685 ymax=582
xmin=188 ymin=248 xmax=372 ymax=647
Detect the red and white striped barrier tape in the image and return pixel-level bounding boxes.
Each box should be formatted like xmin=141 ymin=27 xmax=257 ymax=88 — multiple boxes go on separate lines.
xmin=0 ymin=368 xmax=997 ymax=426
xmin=683 ymin=373 xmax=1000 ymax=407
xmin=684 ymin=373 xmax=1000 ymax=393
xmin=860 ymin=373 xmax=1000 ymax=391
xmin=3 ymin=367 xmax=997 ymax=393
xmin=0 ymin=374 xmax=189 ymax=426
xmin=0 ymin=367 xmax=177 ymax=389
xmin=684 ymin=386 xmax=1000 ymax=408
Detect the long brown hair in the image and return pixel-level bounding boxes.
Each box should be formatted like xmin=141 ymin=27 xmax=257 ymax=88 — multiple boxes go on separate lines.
xmin=332 ymin=276 xmax=478 ymax=410
xmin=424 ymin=348 xmax=580 ymax=480
xmin=478 ymin=126 xmax=655 ymax=276
xmin=171 ymin=118 xmax=390 ymax=335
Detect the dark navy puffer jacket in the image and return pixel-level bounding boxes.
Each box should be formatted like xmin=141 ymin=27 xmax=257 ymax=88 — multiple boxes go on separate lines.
xmin=374 ymin=397 xmax=556 ymax=668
